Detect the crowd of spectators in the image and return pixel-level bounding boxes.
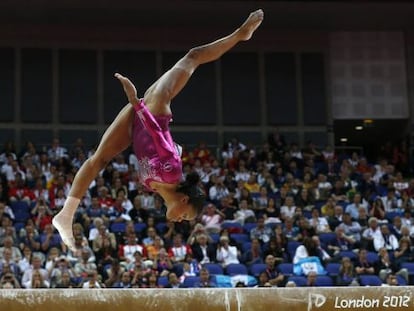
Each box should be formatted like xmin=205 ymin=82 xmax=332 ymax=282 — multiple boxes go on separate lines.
xmin=0 ymin=134 xmax=413 ymax=289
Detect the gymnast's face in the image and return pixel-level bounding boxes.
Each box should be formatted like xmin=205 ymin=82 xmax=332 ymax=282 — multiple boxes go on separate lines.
xmin=166 ymin=197 xmax=196 ymax=222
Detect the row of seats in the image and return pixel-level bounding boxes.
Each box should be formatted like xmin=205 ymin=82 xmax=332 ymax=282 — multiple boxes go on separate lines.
xmin=156 ymin=271 xmax=409 ymax=288
xmin=286 ymin=274 xmax=408 ymax=287
xmin=201 ymin=261 xmax=414 ymax=283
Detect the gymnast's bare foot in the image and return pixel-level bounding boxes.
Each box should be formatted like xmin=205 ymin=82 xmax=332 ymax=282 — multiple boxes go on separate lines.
xmin=115 ymin=73 xmax=139 ymax=105
xmin=238 ymin=9 xmax=264 ymax=41
xmin=52 ymin=213 xmax=76 ymax=252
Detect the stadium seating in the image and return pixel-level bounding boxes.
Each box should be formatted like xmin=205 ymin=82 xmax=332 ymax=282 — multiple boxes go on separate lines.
xmin=225 ymin=263 xmax=248 ymax=276
xmin=203 ymin=263 xmax=224 ymax=275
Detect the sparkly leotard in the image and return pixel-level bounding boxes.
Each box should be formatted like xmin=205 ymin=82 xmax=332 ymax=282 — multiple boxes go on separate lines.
xmin=132 ymin=99 xmax=182 ymax=191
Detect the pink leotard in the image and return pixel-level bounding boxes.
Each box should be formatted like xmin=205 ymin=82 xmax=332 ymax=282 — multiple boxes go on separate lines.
xmin=132 ymin=99 xmax=182 ymax=191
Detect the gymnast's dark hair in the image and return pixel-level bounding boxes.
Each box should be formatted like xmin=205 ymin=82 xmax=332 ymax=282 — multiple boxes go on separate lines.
xmin=176 ymin=172 xmax=206 ymax=215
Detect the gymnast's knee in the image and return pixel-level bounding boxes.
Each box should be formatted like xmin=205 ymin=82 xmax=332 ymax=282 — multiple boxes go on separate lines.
xmin=177 ymin=48 xmax=200 ymax=72
xmin=87 ymin=154 xmax=109 ymax=172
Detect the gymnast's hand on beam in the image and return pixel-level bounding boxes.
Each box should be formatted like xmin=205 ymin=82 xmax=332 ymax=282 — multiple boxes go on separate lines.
xmin=115 ymin=73 xmax=139 ymax=105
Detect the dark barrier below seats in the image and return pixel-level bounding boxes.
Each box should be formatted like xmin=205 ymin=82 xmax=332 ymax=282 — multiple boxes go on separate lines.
xmin=0 ymin=287 xmax=413 ymax=311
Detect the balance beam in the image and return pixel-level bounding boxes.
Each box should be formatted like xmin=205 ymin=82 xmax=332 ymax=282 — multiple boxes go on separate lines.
xmin=0 ymin=287 xmax=413 ymax=311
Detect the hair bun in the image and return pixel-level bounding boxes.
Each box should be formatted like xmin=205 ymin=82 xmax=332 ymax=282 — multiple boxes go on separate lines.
xmin=186 ymin=172 xmax=200 ymax=185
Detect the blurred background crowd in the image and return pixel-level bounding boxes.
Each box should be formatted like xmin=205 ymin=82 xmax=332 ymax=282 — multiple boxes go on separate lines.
xmin=0 ymin=134 xmax=413 ymax=289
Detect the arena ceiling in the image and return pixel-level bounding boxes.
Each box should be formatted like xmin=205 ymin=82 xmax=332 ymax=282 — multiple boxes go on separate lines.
xmin=0 ymin=1 xmax=414 ymax=31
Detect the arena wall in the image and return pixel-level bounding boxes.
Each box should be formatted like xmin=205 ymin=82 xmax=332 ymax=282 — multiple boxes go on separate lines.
xmin=0 ymin=287 xmax=413 ymax=311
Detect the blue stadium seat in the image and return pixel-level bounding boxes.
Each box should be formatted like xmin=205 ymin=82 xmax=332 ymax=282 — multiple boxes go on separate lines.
xmin=230 ymin=233 xmax=250 ymax=244
xmin=277 ymin=263 xmax=293 ymax=275
xmin=243 ymin=223 xmax=257 ymax=234
xmin=287 ymin=276 xmax=307 ymax=287
xmin=241 ymin=242 xmax=252 ymax=253
xmin=396 ymin=275 xmax=407 ymax=286
xmin=110 ymin=222 xmax=126 ymax=233
xmin=303 ymin=211 xmax=312 ymax=219
xmin=359 ymin=275 xmax=383 ymax=286
xmin=13 ymin=210 xmax=30 ymax=223
xmin=10 ymin=201 xmax=30 ymax=213
xmin=366 ymin=252 xmax=379 ymax=264
xmin=134 ymin=223 xmax=147 ymax=233
xmin=338 ymin=250 xmax=357 ymax=261
xmin=226 ymin=263 xmax=248 ymax=276
xmin=314 ymin=276 xmax=334 ymax=287
xmin=203 ymin=263 xmax=224 ymax=275
xmin=401 ymin=262 xmax=414 ymax=275
xmin=319 ymin=233 xmax=336 ymax=246
xmin=40 ymin=233 xmax=62 ymax=247
xmin=385 ymin=212 xmax=403 ymax=223
xmin=221 ymin=222 xmax=243 ymax=232
xmin=14 ymin=222 xmax=25 ymax=232
xmin=287 ymin=241 xmax=301 ymax=260
xmin=157 ymin=276 xmax=169 ymax=287
xmin=209 ymin=233 xmax=220 ymax=243
xmin=250 ymin=263 xmax=267 ymax=277
xmin=155 ymin=222 xmax=167 ymax=234
xmin=325 ymin=263 xmax=341 ymax=277
xmin=183 ymin=276 xmax=200 ymax=288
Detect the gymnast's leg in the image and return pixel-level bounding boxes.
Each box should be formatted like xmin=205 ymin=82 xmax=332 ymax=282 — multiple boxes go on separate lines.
xmin=53 ymin=104 xmax=134 ymax=250
xmin=143 ymin=9 xmax=264 ymax=115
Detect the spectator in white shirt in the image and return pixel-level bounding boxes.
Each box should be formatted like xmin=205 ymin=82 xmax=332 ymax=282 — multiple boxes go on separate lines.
xmin=47 ymin=138 xmax=68 ymax=162
xmin=280 ymin=195 xmax=297 ymax=221
xmin=208 ymin=176 xmax=230 ymax=203
xmin=309 ymin=208 xmax=330 ymax=233
xmin=373 ymin=224 xmax=399 ymax=252
xmin=21 ymin=255 xmax=49 ymax=288
xmin=216 ymin=235 xmax=240 ymax=268
xmin=381 ymin=187 xmax=402 ymax=213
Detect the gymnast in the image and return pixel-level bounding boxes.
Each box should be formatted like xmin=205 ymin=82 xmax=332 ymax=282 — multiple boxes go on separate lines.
xmin=53 ymin=9 xmax=264 ymax=250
